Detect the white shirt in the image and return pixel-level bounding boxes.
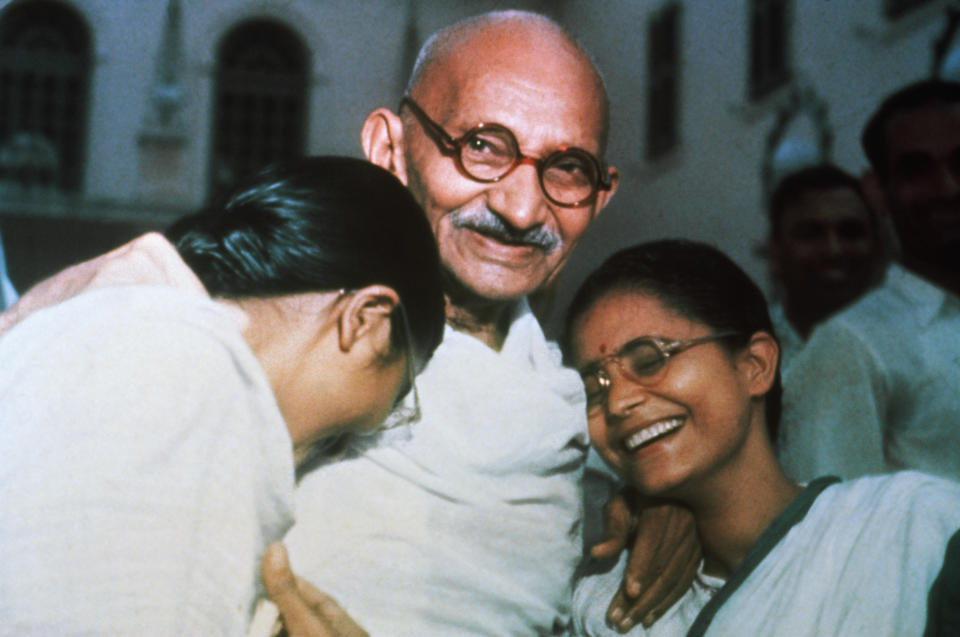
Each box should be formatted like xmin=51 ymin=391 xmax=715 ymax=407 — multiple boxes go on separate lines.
xmin=573 ymin=472 xmax=960 ymax=636
xmin=0 ymin=286 xmax=296 ymax=636
xmin=778 ymin=264 xmax=960 ymax=482
xmin=286 ymin=302 xmax=589 ymax=636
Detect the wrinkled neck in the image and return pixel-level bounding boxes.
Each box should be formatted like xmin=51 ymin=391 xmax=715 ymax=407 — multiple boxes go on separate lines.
xmin=440 ymin=267 xmax=522 ymax=350
xmin=444 ymin=295 xmax=514 ymax=351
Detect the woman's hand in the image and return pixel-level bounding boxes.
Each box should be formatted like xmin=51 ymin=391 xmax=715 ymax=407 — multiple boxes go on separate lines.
xmin=259 ymin=543 xmax=369 ymax=637
xmin=591 ymin=492 xmax=701 ymax=632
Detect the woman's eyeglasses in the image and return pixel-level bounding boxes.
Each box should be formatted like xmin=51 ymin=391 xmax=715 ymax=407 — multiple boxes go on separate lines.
xmin=578 ymin=332 xmax=738 ymax=411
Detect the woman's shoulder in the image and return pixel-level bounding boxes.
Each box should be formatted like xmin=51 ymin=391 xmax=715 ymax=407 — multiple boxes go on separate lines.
xmin=826 ymin=471 xmax=960 ymax=507
xmin=1 ymin=284 xmax=267 ymax=409
xmin=23 ymin=285 xmax=245 ymax=360
xmin=699 ymin=473 xmax=960 ymax=635
xmin=66 ymin=285 xmax=226 ymax=332
xmin=813 ymin=472 xmax=960 ymax=542
xmin=4 ymin=284 xmax=221 ymax=336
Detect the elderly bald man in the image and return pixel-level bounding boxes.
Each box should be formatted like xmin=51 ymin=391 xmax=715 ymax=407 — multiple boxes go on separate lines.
xmin=284 ymin=12 xmax=697 ymax=635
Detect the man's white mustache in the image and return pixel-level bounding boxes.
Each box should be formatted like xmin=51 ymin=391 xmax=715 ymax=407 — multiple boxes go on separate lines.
xmin=449 ymin=205 xmax=561 ymax=253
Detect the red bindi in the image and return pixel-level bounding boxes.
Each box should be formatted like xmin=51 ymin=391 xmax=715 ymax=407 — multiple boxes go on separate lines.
xmin=598 ymin=344 xmax=607 ymax=354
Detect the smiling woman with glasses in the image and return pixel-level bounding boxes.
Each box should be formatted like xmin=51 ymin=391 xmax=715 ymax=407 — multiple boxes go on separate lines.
xmin=563 ymin=239 xmax=960 ymax=637
xmin=0 ymin=157 xmax=445 ymax=635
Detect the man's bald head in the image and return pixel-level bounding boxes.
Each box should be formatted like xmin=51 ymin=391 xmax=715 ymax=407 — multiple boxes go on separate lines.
xmin=405 ymin=10 xmax=610 ymax=152
xmin=361 ymin=10 xmax=619 ymax=312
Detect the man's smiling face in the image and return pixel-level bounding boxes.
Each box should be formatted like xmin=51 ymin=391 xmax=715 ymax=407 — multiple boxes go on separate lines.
xmin=401 ymin=25 xmax=617 ymax=303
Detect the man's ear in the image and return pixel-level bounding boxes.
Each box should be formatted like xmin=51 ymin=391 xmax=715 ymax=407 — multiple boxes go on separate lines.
xmin=738 ymin=331 xmax=779 ymax=397
xmin=337 ymin=285 xmax=401 ymax=355
xmin=361 ymin=108 xmax=409 ymax=186
xmin=591 ymin=165 xmax=621 ymax=220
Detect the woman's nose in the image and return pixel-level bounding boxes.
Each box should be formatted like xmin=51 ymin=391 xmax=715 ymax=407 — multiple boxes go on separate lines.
xmin=604 ymin=365 xmax=649 ymax=420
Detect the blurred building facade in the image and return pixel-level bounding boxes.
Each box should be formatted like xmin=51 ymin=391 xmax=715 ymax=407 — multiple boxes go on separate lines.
xmin=0 ymin=0 xmax=955 ymax=323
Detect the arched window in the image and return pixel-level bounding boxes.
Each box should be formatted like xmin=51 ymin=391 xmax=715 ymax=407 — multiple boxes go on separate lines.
xmin=0 ymin=0 xmax=91 ymax=192
xmin=210 ymin=19 xmax=308 ymax=197
xmin=646 ymin=3 xmax=681 ymax=160
xmin=749 ymin=0 xmax=791 ymax=100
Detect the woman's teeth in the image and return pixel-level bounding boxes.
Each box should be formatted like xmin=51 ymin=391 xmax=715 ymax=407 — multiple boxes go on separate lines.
xmin=623 ymin=417 xmax=684 ymax=451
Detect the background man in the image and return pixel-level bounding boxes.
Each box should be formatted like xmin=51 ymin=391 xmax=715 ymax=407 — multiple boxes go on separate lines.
xmin=765 ymin=164 xmax=886 ymax=374
xmin=779 ymin=80 xmax=960 ymax=483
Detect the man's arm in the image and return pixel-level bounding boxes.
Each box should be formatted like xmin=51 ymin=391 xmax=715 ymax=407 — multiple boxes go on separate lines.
xmin=592 ymin=492 xmax=700 ymax=632
xmin=259 ymin=543 xmax=369 ymax=637
xmin=0 ymin=232 xmax=204 ymax=336
xmin=778 ymin=321 xmax=889 ymax=481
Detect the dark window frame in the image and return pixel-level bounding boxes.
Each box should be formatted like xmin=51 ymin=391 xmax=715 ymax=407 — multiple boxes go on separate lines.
xmin=749 ymin=0 xmax=791 ymax=101
xmin=209 ymin=19 xmax=308 ymax=198
xmin=885 ymin=0 xmax=934 ymax=20
xmin=646 ymin=2 xmax=682 ymax=160
xmin=0 ymin=0 xmax=92 ymax=192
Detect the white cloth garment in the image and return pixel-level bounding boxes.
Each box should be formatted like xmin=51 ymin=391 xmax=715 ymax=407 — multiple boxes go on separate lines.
xmin=572 ymin=472 xmax=960 ymax=636
xmin=778 ymin=264 xmax=960 ymax=482
xmin=0 ymin=286 xmax=296 ymax=636
xmin=286 ymin=302 xmax=589 ymax=636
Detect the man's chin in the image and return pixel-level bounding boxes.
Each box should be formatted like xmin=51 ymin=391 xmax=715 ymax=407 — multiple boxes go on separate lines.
xmin=441 ymin=263 xmax=546 ymax=306
xmin=460 ymin=279 xmax=540 ymax=303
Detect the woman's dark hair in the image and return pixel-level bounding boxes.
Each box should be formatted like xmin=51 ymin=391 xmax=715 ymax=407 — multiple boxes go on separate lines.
xmin=563 ymin=239 xmax=782 ymax=440
xmin=165 ymin=156 xmax=445 ymax=372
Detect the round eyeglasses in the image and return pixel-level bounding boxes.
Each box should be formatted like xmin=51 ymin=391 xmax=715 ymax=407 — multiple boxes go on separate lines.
xmin=578 ymin=332 xmax=738 ymax=412
xmin=400 ymin=96 xmax=612 ymax=208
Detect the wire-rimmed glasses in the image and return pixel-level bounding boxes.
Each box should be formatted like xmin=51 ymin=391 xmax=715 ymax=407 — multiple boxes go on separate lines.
xmin=578 ymin=332 xmax=739 ymax=412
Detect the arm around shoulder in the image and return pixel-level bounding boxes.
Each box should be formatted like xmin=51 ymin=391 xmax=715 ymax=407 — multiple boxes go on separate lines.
xmin=0 ymin=232 xmax=204 ymax=337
